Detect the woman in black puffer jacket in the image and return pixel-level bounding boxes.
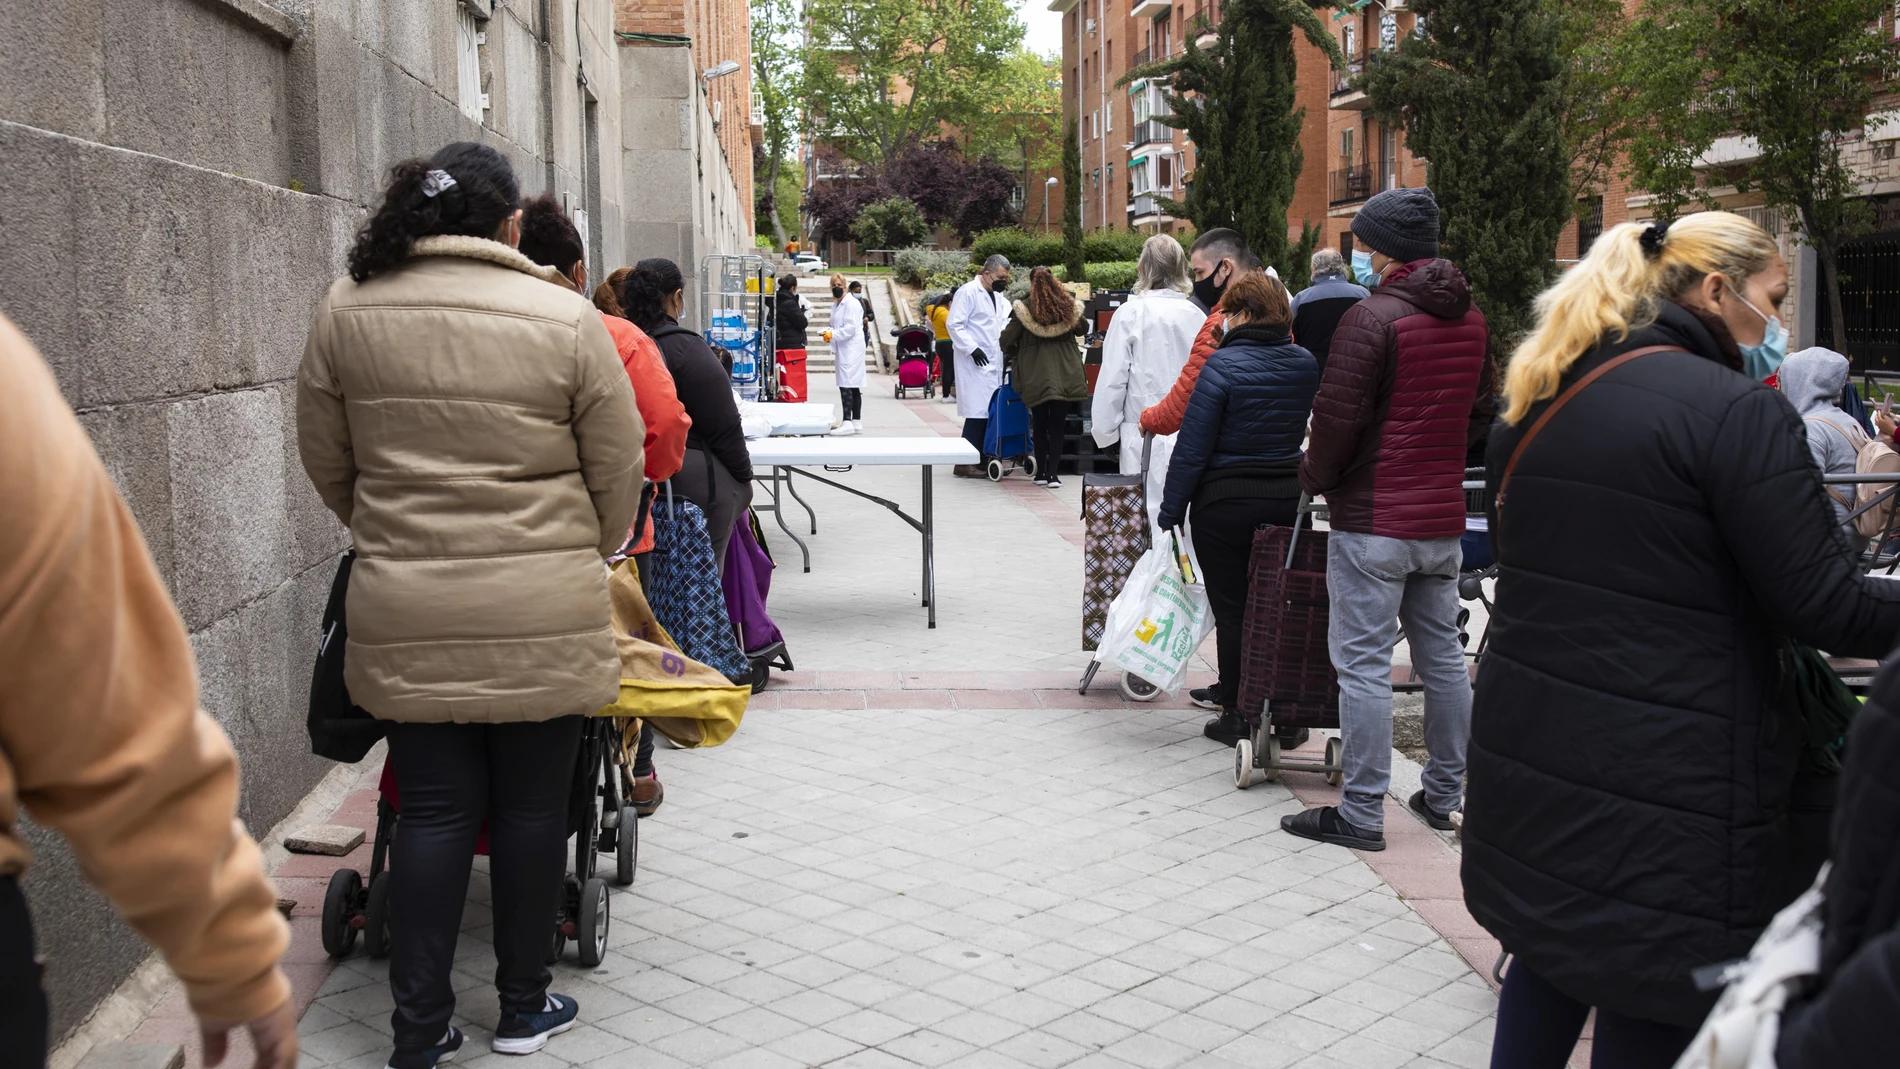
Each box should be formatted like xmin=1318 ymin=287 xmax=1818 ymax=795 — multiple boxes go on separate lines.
xmin=1156 ymin=272 xmax=1319 ymax=742
xmin=1464 ymin=211 xmax=1900 ymax=1068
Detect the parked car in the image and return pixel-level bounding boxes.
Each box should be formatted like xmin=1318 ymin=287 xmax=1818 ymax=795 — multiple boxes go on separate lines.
xmin=792 ymin=252 xmax=828 ymax=275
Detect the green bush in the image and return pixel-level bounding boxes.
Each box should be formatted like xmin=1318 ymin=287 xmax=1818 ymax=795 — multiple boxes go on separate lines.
xmin=852 ymin=196 xmax=929 ymax=250
xmin=920 ymin=269 xmax=975 ymax=308
xmin=970 ymin=227 xmax=1065 ymax=268
xmin=892 ymin=247 xmax=973 ymax=287
xmin=1054 ymin=261 xmax=1139 ymax=290
xmin=1082 ymin=230 xmax=1149 ymax=263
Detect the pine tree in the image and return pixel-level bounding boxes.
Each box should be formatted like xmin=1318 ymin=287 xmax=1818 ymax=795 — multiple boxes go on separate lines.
xmin=1062 ymin=117 xmax=1086 ymax=281
xmin=1137 ymin=0 xmax=1338 ymax=288
xmin=1362 ymin=0 xmax=1570 ymax=351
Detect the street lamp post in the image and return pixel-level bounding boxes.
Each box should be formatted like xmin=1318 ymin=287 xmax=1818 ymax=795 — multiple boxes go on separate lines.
xmin=1044 ymin=176 xmax=1059 ymax=234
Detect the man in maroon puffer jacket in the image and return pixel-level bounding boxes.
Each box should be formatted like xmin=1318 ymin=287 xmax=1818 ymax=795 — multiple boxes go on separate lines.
xmin=1285 ymin=187 xmax=1496 ymax=852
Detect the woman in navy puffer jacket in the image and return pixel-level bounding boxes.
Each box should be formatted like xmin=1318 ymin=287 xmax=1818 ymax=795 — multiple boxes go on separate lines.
xmin=1158 ymin=272 xmax=1320 ymax=743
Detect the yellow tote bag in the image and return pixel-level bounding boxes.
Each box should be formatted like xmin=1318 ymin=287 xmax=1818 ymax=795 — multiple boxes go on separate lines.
xmin=594 ymin=560 xmax=751 ymax=748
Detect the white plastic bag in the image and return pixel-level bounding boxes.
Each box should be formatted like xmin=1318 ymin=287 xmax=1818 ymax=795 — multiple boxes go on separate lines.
xmin=1093 ymin=529 xmax=1211 ymax=694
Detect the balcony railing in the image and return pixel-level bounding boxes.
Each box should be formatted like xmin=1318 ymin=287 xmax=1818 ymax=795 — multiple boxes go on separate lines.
xmin=1127 ymin=193 xmax=1163 ymax=219
xmin=1130 ymin=119 xmax=1172 ymax=147
xmin=1132 ymin=44 xmax=1153 ymax=69
xmin=1333 ymin=59 xmax=1365 ymax=96
xmin=1329 ymin=162 xmax=1397 ymax=206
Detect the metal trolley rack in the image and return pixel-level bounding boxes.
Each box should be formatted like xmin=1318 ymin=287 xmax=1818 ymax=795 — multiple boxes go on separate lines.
xmin=698 ymin=254 xmax=779 ymax=401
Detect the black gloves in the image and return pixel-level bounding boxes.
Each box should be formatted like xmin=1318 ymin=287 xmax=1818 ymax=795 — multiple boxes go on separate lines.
xmin=972 ymin=349 xmax=990 ymax=368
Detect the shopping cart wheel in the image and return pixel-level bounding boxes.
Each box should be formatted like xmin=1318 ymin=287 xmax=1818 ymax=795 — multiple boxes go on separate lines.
xmin=1234 ymin=738 xmax=1257 ymax=791
xmin=1262 ymin=736 xmax=1282 ymax=783
xmin=363 ymin=872 xmax=393 ymax=960
xmin=614 ymin=805 xmax=638 ymax=887
xmin=321 ymin=869 xmax=362 ymax=959
xmin=1324 ymin=737 xmax=1344 ymax=787
xmin=576 ymin=877 xmax=610 ymax=968
xmin=985 ymin=458 xmax=1004 ymax=481
xmin=749 ymin=657 xmax=771 ymax=692
xmin=894 ymin=384 xmax=903 ymax=399
xmin=1118 ymin=673 xmax=1161 ymax=702
xmin=1024 ymin=455 xmax=1039 ymax=480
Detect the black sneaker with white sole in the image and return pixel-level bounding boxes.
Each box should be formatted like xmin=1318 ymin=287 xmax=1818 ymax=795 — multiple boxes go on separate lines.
xmin=1280 ymin=805 xmax=1386 ymax=851
xmin=1202 ymin=712 xmax=1249 ymax=747
xmin=492 ymin=995 xmax=579 ymax=1055
xmin=1409 ymin=789 xmax=1459 ymax=832
xmin=1189 ymin=686 xmax=1221 ymax=711
xmin=387 ymin=1027 xmax=463 ymax=1069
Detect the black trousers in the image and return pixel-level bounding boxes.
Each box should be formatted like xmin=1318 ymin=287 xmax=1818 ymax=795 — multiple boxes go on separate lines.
xmin=385 ymin=716 xmax=584 ymax=1051
xmin=1031 ymin=401 xmax=1069 ymax=478
xmin=962 ymin=418 xmax=988 ymax=455
xmin=1 ymin=877 xmax=48 ymax=1067
xmin=839 ymin=387 xmax=863 ymax=422
xmin=936 ymin=341 xmax=955 ymax=393
xmin=1190 ymin=494 xmax=1300 ymax=711
xmin=1490 ymin=961 xmax=1694 ymax=1069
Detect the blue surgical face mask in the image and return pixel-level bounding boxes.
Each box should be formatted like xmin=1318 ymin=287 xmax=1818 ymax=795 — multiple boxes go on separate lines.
xmin=1733 ymin=290 xmax=1789 ymax=381
xmin=1351 ymin=250 xmax=1382 ymax=288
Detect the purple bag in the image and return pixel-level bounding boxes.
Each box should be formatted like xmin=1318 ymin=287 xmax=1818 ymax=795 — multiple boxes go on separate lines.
xmin=723 ymin=511 xmax=785 ymax=655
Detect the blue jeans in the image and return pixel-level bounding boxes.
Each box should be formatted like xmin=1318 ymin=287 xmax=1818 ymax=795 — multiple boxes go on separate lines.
xmin=1326 ymin=531 xmax=1472 ymax=832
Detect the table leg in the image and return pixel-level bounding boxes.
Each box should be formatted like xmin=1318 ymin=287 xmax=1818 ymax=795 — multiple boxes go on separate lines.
xmin=766 ymin=467 xmax=812 ymax=573
xmin=786 ymin=470 xmax=819 ymax=535
xmin=923 ymin=464 xmax=937 ymax=628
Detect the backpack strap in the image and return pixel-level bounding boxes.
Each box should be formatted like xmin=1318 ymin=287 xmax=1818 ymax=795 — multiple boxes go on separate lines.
xmin=1802 ymin=415 xmax=1869 ymax=510
xmin=1497 ymin=345 xmax=1685 ymax=508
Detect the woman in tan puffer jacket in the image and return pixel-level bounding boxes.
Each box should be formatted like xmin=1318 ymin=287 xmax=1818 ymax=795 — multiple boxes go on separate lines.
xmin=296 ymin=142 xmax=642 ymax=1068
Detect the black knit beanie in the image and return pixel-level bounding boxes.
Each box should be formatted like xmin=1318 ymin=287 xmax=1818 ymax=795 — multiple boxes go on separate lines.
xmin=1351 ymin=187 xmax=1441 ymax=263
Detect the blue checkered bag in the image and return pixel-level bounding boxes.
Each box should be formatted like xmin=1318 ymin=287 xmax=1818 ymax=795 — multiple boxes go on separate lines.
xmin=649 ymin=491 xmax=751 ymax=682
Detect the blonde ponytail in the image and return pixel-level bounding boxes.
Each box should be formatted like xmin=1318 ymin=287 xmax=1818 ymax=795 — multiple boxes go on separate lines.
xmin=1502 ymin=211 xmax=1781 ymax=424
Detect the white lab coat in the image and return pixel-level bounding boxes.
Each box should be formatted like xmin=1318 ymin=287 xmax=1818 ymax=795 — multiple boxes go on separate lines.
xmin=830 ymin=292 xmax=866 ymax=389
xmin=948 ymin=277 xmax=1008 ymax=421
xmin=1090 ymin=288 xmax=1207 ymax=530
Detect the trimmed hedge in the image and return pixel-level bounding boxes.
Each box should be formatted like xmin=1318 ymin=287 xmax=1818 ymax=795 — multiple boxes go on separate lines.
xmin=893 ymin=247 xmax=974 ymax=287
xmin=1055 ymin=261 xmax=1140 ymax=290
xmin=971 ymin=227 xmax=1196 ymax=269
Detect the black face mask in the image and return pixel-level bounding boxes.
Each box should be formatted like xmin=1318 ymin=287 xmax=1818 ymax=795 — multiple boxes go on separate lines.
xmin=831 ymin=286 xmax=845 ymax=298
xmin=1192 ymin=264 xmax=1228 ymax=310
xmin=992 ymin=277 xmax=1011 ymax=293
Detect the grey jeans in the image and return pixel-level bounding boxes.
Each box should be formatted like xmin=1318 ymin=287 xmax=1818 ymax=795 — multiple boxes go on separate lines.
xmin=1326 ymin=531 xmax=1472 ymax=833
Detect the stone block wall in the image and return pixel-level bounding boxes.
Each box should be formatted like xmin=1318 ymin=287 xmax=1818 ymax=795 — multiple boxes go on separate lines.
xmin=0 ymin=0 xmax=633 ymax=1039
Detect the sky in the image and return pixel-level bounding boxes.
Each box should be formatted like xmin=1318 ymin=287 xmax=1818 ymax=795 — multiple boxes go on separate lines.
xmin=1018 ymin=0 xmax=1064 ymax=59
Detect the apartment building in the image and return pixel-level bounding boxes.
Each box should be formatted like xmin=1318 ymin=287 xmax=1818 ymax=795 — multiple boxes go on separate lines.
xmin=1320 ymin=2 xmax=1425 ymax=257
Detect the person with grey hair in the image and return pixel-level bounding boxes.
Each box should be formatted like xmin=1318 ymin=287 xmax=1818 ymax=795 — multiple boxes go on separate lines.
xmin=1091 ymin=233 xmax=1207 ymax=530
xmin=948 ymin=254 xmax=1014 ymax=475
xmin=1290 ymin=247 xmax=1369 ymax=372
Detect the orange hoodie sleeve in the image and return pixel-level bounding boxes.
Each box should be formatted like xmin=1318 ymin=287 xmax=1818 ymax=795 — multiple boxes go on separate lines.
xmin=604 ymin=315 xmax=691 ymax=482
xmin=1140 ymin=314 xmax=1222 ymax=436
xmin=0 ymin=314 xmax=290 ymax=1024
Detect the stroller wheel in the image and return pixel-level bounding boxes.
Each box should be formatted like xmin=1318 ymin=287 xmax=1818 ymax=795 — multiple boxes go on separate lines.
xmin=321 ymin=869 xmax=362 ymax=959
xmin=363 ymin=872 xmax=393 ymax=960
xmin=1325 ymin=736 xmax=1344 ymax=787
xmin=615 ymin=805 xmax=639 ymax=887
xmin=985 ymin=458 xmax=1004 ymax=482
xmin=576 ymin=877 xmax=610 ymax=968
xmin=1118 ymin=672 xmax=1161 ymax=703
xmin=1024 ymin=455 xmax=1039 ymax=480
xmin=894 ymin=384 xmax=903 ymax=399
xmin=1234 ymin=738 xmax=1257 ymax=791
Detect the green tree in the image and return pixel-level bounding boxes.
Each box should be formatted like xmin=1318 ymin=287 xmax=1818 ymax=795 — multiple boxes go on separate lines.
xmin=1614 ymin=0 xmax=1900 ymax=351
xmin=1362 ymin=0 xmax=1571 ymax=351
xmin=1062 ymin=117 xmax=1085 ymax=280
xmin=853 ymin=195 xmax=930 ymax=249
xmin=1133 ymin=0 xmax=1340 ymax=290
xmin=802 ymin=0 xmax=1025 ymax=169
xmin=752 ymin=0 xmax=804 ymax=247
xmin=1556 ymin=0 xmax=1638 ymax=210
xmin=964 ymin=49 xmax=1064 ymax=175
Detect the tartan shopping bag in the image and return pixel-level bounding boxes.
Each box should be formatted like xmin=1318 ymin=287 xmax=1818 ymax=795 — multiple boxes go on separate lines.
xmin=648 ymin=492 xmax=752 ymax=682
xmin=1080 ymin=471 xmax=1150 ymax=651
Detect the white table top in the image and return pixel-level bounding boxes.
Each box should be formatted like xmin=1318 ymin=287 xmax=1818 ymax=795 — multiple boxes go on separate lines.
xmin=747 ymin=436 xmax=980 ymax=467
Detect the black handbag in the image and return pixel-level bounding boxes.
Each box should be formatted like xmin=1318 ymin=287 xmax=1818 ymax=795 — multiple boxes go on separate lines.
xmin=307 ymin=551 xmax=385 ymax=763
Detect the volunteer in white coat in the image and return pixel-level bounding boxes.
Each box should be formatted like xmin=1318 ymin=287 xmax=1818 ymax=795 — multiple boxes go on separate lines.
xmin=1091 ymin=234 xmax=1207 ymax=530
xmin=827 ymin=272 xmax=866 ymax=435
xmin=948 ymin=254 xmax=1013 ymax=477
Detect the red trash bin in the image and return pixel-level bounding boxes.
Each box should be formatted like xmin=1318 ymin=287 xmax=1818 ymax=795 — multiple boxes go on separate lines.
xmin=775 ymin=349 xmax=808 ymax=403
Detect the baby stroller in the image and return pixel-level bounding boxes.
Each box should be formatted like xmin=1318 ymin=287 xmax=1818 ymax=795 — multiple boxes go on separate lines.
xmin=891 ymin=325 xmax=936 ymax=399
xmin=981 ymin=366 xmax=1036 ymax=482
xmin=320 ymin=716 xmax=639 ymax=970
